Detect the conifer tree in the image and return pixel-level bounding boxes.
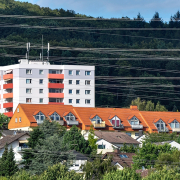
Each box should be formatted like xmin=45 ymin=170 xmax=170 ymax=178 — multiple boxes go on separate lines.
xmin=0 ymin=144 xmax=8 ymax=176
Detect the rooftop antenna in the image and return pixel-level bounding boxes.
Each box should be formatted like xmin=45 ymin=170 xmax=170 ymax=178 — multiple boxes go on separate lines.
xmin=42 ymin=35 xmax=43 ymax=62
xmin=47 ymin=42 xmax=50 ymax=62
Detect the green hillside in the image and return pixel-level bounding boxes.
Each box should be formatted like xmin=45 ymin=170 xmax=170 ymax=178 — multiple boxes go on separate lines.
xmin=0 ymin=0 xmax=180 ymax=110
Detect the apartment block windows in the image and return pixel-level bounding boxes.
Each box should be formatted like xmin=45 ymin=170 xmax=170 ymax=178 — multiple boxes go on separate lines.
xmin=85 ymin=99 xmax=91 ymax=104
xmin=39 ymin=89 xmax=43 ymax=93
xmin=76 ymin=90 xmax=80 ymax=94
xmin=76 ymin=80 xmax=80 ymax=85
xmin=85 ymin=90 xmax=91 ymax=94
xmin=39 ymin=98 xmax=43 ymax=103
xmin=26 ymin=79 xmax=32 ymax=84
xmin=76 ymin=99 xmax=80 ymax=104
xmin=19 ymin=117 xmax=21 ymax=122
xmin=76 ymin=70 xmax=80 ymax=75
xmin=85 ymin=71 xmax=91 ymax=76
xmin=69 ymin=70 xmax=73 ymax=75
xmin=49 ymin=70 xmax=62 ymax=74
xmin=69 ymin=80 xmax=72 ymax=84
xmin=39 ymin=70 xmax=44 ymax=74
xmin=69 ymin=99 xmax=73 ymax=103
xmin=26 ymin=98 xmax=32 ymax=103
xmin=69 ymin=89 xmax=73 ymax=94
xmin=39 ymin=79 xmax=43 ymax=84
xmin=85 ymin=80 xmax=90 ymax=85
xmin=26 ymin=88 xmax=32 ymax=94
xmin=26 ymin=69 xmax=32 ymax=74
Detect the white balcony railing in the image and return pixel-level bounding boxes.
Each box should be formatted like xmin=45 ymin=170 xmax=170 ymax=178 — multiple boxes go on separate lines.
xmin=131 ymin=124 xmax=143 ymax=129
xmin=172 ymin=128 xmax=180 ymax=132
xmin=92 ymin=121 xmax=106 ymax=128
xmin=66 ymin=120 xmax=79 ymax=125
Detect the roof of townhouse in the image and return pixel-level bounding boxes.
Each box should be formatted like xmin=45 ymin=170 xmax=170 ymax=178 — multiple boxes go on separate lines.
xmin=0 ymin=132 xmax=29 ymax=149
xmin=94 ymin=131 xmax=140 ymax=144
xmin=1 ymin=130 xmax=16 ymax=137
xmin=102 ymin=151 xmax=136 ymax=168
xmin=139 ymin=111 xmax=180 ymax=133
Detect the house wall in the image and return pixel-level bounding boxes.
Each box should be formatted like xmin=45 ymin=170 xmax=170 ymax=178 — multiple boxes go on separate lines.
xmin=69 ymin=160 xmax=87 ymax=173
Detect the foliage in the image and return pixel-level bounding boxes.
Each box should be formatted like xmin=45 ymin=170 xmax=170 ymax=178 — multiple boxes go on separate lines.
xmin=132 ymin=143 xmax=174 ymax=170
xmin=102 ymin=168 xmax=142 ymax=180
xmin=88 ymin=124 xmax=98 ymax=154
xmin=63 ymin=125 xmax=92 ymax=154
xmin=131 ymin=98 xmax=167 ymax=111
xmin=120 ymin=143 xmax=138 ymax=153
xmin=0 ymin=114 xmax=10 ymax=131
xmin=0 ymin=145 xmax=18 ymax=177
xmin=82 ymin=156 xmax=116 ymax=180
xmin=143 ymin=166 xmax=180 ymax=180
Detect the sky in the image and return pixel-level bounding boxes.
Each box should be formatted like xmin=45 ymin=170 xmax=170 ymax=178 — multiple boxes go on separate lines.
xmin=16 ymin=0 xmax=180 ymax=22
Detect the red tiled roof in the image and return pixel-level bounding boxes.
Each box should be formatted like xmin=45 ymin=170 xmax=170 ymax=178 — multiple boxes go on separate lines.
xmin=33 ymin=111 xmax=40 ymax=115
xmin=48 ymin=111 xmax=55 ymax=116
xmin=168 ymin=118 xmax=176 ymax=124
xmin=89 ymin=114 xmax=97 ymax=119
xmin=154 ymin=118 xmax=161 ymax=123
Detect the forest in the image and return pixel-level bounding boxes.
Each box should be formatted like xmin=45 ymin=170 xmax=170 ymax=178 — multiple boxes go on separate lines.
xmin=0 ymin=0 xmax=180 ymax=110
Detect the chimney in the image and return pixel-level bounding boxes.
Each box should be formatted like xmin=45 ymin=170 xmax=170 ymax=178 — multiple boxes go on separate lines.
xmin=130 ymin=105 xmax=138 ymax=110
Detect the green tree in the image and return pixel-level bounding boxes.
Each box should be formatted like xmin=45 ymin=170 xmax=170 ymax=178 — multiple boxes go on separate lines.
xmin=88 ymin=125 xmax=97 ymax=154
xmin=0 ymin=114 xmax=10 ymax=131
xmin=63 ymin=125 xmax=92 ymax=154
xmin=0 ymin=145 xmax=8 ymax=176
xmin=120 ymin=143 xmax=137 ymax=153
xmin=155 ymin=101 xmax=167 ymax=111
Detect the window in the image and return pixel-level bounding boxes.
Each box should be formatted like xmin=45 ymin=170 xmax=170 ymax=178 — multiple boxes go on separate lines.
xmin=69 ymin=99 xmax=73 ymax=103
xmin=49 ymin=70 xmax=62 ymax=74
xmin=26 ymin=79 xmax=32 ymax=84
xmin=49 ymin=89 xmax=62 ymax=93
xmin=39 ymin=89 xmax=43 ymax=93
xmin=130 ymin=116 xmax=139 ymax=125
xmin=19 ymin=117 xmax=21 ymax=122
xmin=76 ymin=70 xmax=80 ymax=75
xmin=69 ymin=89 xmax=73 ymax=94
xmin=135 ymin=133 xmax=139 ymax=137
xmin=39 ymin=79 xmax=43 ymax=84
xmin=170 ymin=120 xmax=180 ymax=128
xmin=35 ymin=112 xmax=45 ymax=121
xmin=49 ymin=79 xmax=63 ymax=83
xmin=39 ymin=98 xmax=43 ymax=103
xmin=17 ymin=108 xmax=19 ymax=113
xmin=111 ymin=116 xmax=120 ymax=127
xmin=85 ymin=99 xmax=91 ymax=104
xmin=49 ymin=98 xmax=63 ymax=103
xmin=65 ymin=112 xmax=75 ymax=121
xmin=76 ymin=80 xmax=80 ymax=85
xmin=98 ymin=145 xmax=105 ymax=149
xmin=92 ymin=115 xmax=101 ymax=124
xmin=50 ymin=112 xmax=60 ymax=121
xmin=155 ymin=119 xmax=166 ymax=131
xmin=76 ymin=99 xmax=80 ymax=104
xmin=26 ymin=98 xmax=32 ymax=103
xmin=126 ymin=132 xmax=131 ymax=137
xmin=76 ymin=90 xmax=80 ymax=94
xmin=85 ymin=80 xmax=90 ymax=85
xmin=120 ymin=154 xmax=128 ymax=158
xmin=69 ymin=80 xmax=72 ymax=84
xmin=69 ymin=70 xmax=73 ymax=75
xmin=85 ymin=90 xmax=91 ymax=94
xmin=26 ymin=69 xmax=32 ymax=74
xmin=26 ymin=88 xmax=32 ymax=94
xmin=39 ymin=70 xmax=44 ymax=74
xmin=15 ymin=118 xmax=17 ymax=123
xmin=85 ymin=71 xmax=91 ymax=76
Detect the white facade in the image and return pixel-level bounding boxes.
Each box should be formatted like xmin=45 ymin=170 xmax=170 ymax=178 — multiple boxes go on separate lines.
xmin=0 ymin=59 xmax=95 ymax=117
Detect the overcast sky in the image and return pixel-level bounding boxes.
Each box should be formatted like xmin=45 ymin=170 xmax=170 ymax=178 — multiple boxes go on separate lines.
xmin=16 ymin=0 xmax=180 ymax=22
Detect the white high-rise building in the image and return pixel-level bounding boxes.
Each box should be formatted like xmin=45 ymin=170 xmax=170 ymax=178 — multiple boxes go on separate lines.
xmin=0 ymin=59 xmax=95 ymax=117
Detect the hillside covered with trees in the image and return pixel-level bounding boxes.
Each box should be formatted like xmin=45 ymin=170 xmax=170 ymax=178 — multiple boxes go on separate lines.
xmin=0 ymin=0 xmax=180 ymax=110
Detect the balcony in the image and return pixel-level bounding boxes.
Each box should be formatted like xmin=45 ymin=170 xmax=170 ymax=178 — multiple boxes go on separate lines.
xmin=3 ymin=74 xmax=13 ymax=80
xmin=92 ymin=121 xmax=106 ymax=128
xmin=3 ymin=103 xmax=13 ymax=108
xmin=48 ymin=102 xmax=64 ymax=105
xmin=48 ymin=74 xmax=64 ymax=79
xmin=48 ymin=93 xmax=64 ymax=98
xmin=131 ymin=124 xmax=143 ymax=129
xmin=113 ymin=124 xmax=124 ymax=129
xmin=3 ymin=83 xmax=13 ymax=89
xmin=48 ymin=83 xmax=64 ymax=89
xmin=56 ymin=120 xmax=64 ymax=126
xmin=158 ymin=128 xmax=169 ymax=133
xmin=3 ymin=93 xmax=13 ymax=99
xmin=4 ymin=112 xmax=13 ymax=117
xmin=66 ymin=120 xmax=79 ymax=126
xmin=171 ymin=128 xmax=180 ymax=132
xmin=37 ymin=120 xmax=44 ymax=125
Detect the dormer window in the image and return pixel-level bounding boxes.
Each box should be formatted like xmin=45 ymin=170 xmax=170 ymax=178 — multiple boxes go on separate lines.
xmin=65 ymin=113 xmax=75 ymax=121
xmin=111 ymin=116 xmax=120 ymax=127
xmin=155 ymin=119 xmax=166 ymax=131
xmin=130 ymin=116 xmax=139 ymax=125
xmin=170 ymin=120 xmax=180 ymax=128
xmin=92 ymin=115 xmax=101 ymax=124
xmin=35 ymin=112 xmax=45 ymax=121
xmin=50 ymin=112 xmax=60 ymax=121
